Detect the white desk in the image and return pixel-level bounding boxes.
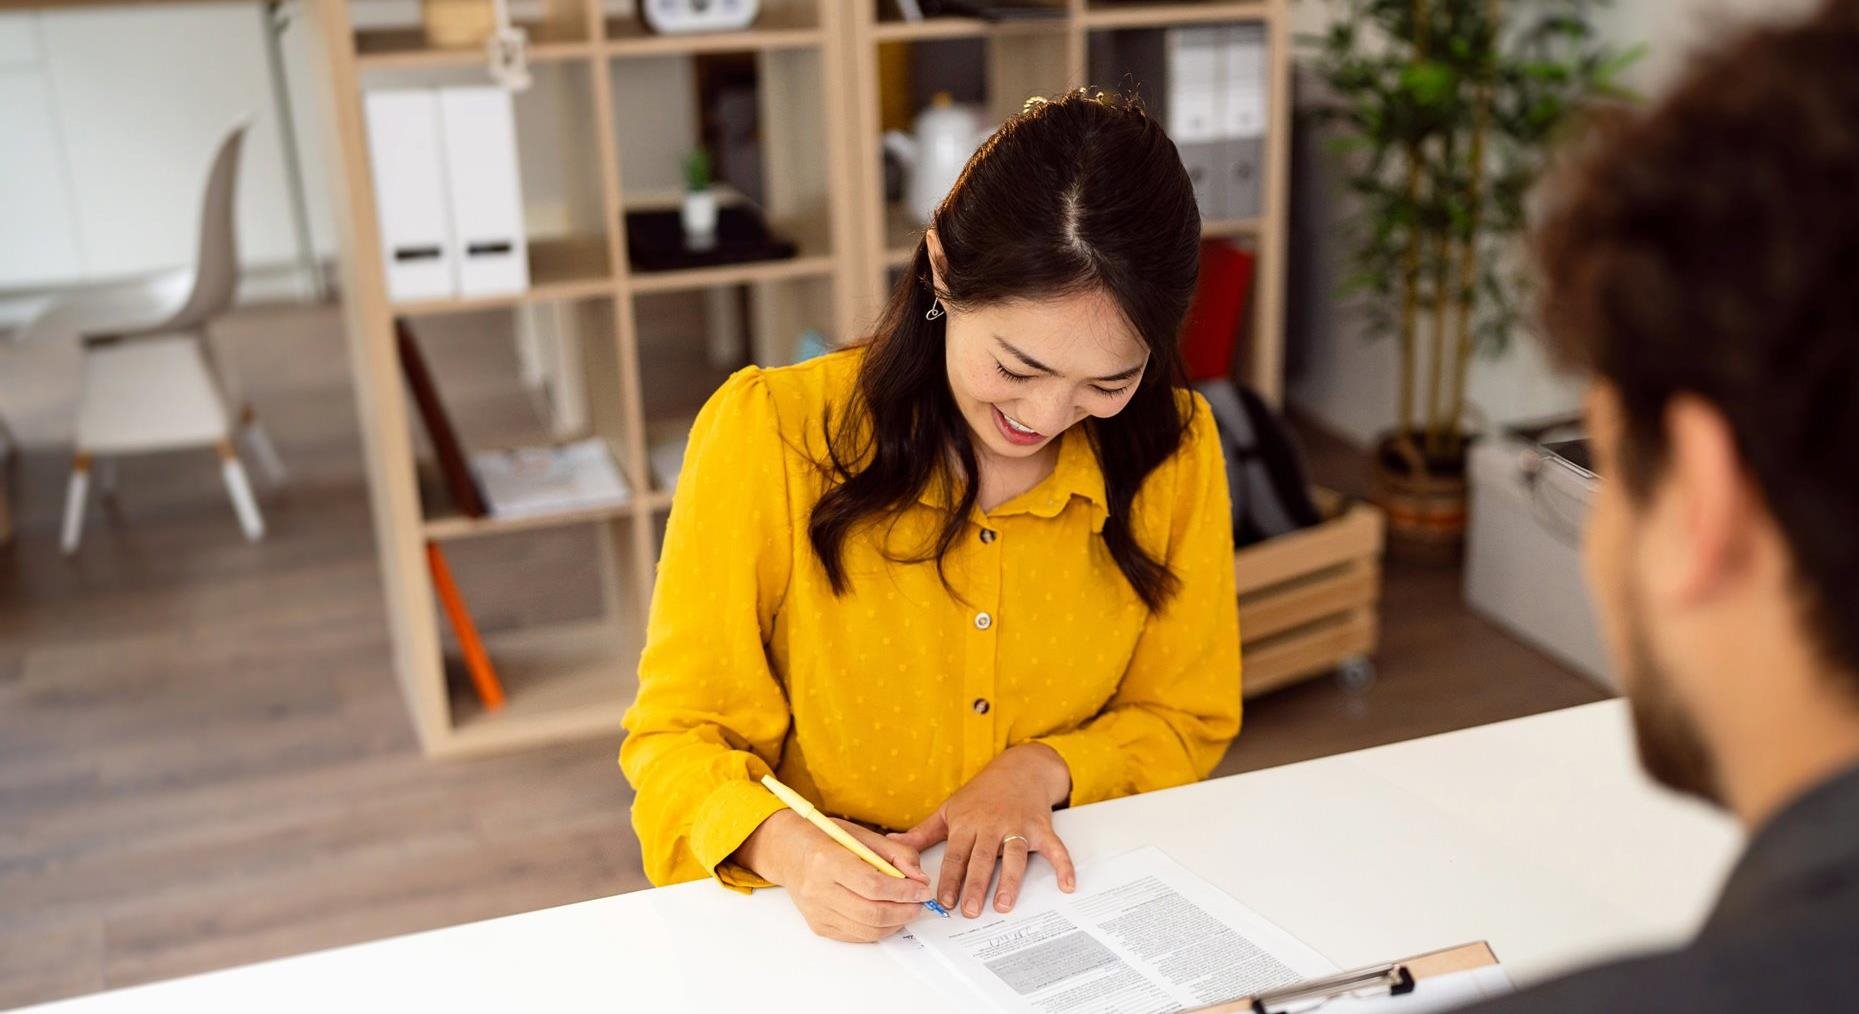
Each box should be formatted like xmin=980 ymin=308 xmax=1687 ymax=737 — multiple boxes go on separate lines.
xmin=22 ymin=700 xmax=1742 ymax=1013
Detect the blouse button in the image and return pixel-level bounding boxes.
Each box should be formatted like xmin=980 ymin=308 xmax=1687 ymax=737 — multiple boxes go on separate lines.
xmin=972 ymin=698 xmax=991 ymax=715
xmin=979 ymin=528 xmax=997 ymax=544
xmin=974 ymin=612 xmax=993 ymax=630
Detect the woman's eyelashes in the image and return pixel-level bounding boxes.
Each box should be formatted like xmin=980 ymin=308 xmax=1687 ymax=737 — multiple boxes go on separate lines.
xmin=994 ymin=362 xmax=1034 ymax=383
xmin=992 ymin=360 xmax=1131 ymax=397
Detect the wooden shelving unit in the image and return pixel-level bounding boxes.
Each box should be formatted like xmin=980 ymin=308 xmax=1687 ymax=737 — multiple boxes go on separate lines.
xmin=306 ymin=0 xmax=1293 ymax=758
xmin=1079 ymin=1 xmax=1275 ymax=30
xmin=603 ymin=23 xmax=825 ymax=57
xmin=354 ymin=30 xmax=596 ymax=71
xmin=847 ymin=0 xmax=1291 ymax=403
xmin=305 ymin=0 xmax=857 ymax=757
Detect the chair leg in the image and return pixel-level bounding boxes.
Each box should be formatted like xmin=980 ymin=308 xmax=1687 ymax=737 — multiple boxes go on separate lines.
xmin=217 ymin=440 xmax=265 ymax=542
xmin=61 ymin=453 xmax=92 ymax=555
xmin=97 ymin=457 xmax=118 ymax=500
xmin=239 ymin=404 xmax=287 ymax=486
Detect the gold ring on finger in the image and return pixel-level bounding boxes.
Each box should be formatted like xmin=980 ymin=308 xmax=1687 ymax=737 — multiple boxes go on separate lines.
xmin=1002 ymin=834 xmax=1030 ymax=847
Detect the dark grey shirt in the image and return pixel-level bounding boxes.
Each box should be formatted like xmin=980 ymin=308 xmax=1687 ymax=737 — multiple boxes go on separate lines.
xmin=1462 ymin=762 xmax=1859 ymax=1012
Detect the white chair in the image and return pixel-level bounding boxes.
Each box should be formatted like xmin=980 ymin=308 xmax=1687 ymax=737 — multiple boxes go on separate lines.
xmin=32 ymin=123 xmax=285 ymax=554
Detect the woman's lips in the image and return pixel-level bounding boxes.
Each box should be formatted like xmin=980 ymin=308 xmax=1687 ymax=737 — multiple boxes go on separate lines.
xmin=992 ymin=405 xmax=1046 ymax=446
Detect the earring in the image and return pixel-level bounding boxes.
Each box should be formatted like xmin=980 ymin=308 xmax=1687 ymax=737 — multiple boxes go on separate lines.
xmin=925 ymin=299 xmax=945 ymax=321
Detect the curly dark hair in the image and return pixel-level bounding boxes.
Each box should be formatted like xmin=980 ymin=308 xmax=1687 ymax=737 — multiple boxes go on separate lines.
xmin=1533 ymin=0 xmax=1859 ymax=682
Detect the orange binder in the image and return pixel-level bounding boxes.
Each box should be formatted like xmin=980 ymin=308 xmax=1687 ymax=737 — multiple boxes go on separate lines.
xmin=426 ymin=541 xmax=506 ymax=710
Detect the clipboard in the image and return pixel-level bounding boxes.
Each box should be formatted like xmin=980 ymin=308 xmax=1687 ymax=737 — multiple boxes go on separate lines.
xmin=1188 ymin=941 xmax=1503 ymax=1013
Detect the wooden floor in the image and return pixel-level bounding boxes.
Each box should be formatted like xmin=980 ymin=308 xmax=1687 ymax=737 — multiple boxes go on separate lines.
xmin=0 ymin=302 xmax=1606 ymax=1008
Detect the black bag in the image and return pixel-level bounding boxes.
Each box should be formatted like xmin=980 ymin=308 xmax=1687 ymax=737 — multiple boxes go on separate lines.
xmin=1194 ymin=379 xmax=1324 ymax=548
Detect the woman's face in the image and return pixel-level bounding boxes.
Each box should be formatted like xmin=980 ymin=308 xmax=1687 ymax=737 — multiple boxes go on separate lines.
xmin=930 ymin=238 xmax=1149 ymax=462
xmin=942 ymin=292 xmax=1149 ymax=462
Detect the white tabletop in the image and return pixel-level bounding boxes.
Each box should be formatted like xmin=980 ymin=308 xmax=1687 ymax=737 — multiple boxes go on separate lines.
xmin=20 ymin=700 xmax=1742 ymax=1013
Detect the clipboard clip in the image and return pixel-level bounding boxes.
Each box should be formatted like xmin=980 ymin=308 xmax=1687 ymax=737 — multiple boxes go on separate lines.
xmin=1247 ymin=961 xmax=1416 ymax=1013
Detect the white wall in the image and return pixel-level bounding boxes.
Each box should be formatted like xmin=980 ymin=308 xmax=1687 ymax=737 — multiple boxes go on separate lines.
xmin=1285 ymin=0 xmax=1824 ymax=446
xmin=0 ymin=4 xmax=337 ymax=300
xmin=0 ymin=14 xmax=86 ymax=287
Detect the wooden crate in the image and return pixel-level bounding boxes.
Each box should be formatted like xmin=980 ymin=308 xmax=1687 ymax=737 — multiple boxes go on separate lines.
xmin=1236 ymin=490 xmax=1385 ymax=698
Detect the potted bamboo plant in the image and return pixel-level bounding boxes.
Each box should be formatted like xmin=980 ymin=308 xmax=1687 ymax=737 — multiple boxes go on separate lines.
xmin=1306 ymin=0 xmax=1637 ymax=558
xmin=680 ymin=148 xmax=718 ymax=251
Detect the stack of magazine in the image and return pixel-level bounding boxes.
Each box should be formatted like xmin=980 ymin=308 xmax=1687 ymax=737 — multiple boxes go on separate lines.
xmin=470 ymin=437 xmax=630 ymax=519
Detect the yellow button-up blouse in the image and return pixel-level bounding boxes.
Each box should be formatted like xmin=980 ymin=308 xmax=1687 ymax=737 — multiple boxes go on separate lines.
xmin=620 ymin=348 xmax=1240 ymax=890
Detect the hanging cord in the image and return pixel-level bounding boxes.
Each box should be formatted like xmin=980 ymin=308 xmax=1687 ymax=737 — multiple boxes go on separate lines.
xmin=486 ymin=0 xmax=530 ymax=91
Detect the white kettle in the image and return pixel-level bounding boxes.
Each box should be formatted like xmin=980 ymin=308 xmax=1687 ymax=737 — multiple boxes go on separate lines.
xmin=883 ymin=93 xmax=995 ymax=225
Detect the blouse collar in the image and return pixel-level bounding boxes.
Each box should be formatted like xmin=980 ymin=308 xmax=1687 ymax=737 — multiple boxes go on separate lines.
xmin=919 ymin=426 xmax=1110 ymax=533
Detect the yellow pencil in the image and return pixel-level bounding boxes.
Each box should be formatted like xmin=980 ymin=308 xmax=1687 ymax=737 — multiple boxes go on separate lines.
xmin=760 ymin=774 xmax=949 ymax=917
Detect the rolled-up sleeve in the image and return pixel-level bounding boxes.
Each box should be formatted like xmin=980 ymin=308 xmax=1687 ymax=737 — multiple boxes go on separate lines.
xmin=620 ymin=368 xmax=795 ymax=891
xmin=1035 ymin=396 xmax=1242 ymax=806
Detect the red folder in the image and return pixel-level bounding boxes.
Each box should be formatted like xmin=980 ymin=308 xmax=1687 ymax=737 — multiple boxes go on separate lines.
xmin=1181 ymin=240 xmax=1256 ymax=383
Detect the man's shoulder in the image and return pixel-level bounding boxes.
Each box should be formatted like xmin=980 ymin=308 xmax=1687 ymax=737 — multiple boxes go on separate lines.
xmin=1463 ymin=910 xmax=1859 ymax=1013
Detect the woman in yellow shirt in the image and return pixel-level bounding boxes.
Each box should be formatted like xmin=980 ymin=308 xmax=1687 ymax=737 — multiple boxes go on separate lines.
xmin=620 ymin=90 xmax=1239 ymax=942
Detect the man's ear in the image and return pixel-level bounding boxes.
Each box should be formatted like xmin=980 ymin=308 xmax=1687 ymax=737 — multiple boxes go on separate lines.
xmin=1663 ymin=395 xmax=1757 ymax=605
xmin=924 ymin=228 xmax=948 ymax=294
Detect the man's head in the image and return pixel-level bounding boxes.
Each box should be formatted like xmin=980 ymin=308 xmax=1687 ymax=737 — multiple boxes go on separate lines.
xmin=1535 ymin=0 xmax=1859 ymax=821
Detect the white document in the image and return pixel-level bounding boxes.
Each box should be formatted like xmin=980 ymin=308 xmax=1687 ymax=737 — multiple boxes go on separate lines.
xmin=883 ymin=846 xmax=1336 ymax=1013
xmin=470 ymin=437 xmax=630 ymax=519
xmin=364 ymin=88 xmax=456 ymax=303
xmin=437 ymin=85 xmax=530 ymax=297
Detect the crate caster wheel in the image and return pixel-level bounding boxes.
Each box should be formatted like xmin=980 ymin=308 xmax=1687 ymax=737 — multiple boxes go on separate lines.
xmin=1336 ymin=655 xmax=1378 ymax=693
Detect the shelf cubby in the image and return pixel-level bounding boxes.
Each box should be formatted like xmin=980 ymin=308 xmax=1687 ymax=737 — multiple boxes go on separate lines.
xmin=443 ymin=616 xmax=642 ymax=755
xmin=360 ymin=56 xmax=615 ymax=318
xmin=430 ymin=501 xmax=642 ymax=758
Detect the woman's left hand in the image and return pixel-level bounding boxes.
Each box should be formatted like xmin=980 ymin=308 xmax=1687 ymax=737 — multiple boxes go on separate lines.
xmin=890 ymin=742 xmax=1078 ymax=917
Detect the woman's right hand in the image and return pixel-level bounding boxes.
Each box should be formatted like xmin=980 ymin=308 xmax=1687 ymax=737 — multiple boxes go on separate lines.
xmin=734 ymin=809 xmax=936 ymax=942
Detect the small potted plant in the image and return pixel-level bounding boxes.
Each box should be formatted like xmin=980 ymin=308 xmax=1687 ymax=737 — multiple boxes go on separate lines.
xmin=680 ymin=148 xmax=718 ymax=251
xmin=1305 ymin=0 xmax=1637 ymax=559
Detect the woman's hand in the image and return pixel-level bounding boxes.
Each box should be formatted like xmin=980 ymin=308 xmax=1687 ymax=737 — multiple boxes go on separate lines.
xmin=890 ymin=743 xmax=1078 ymax=918
xmin=734 ymin=810 xmax=935 ymax=942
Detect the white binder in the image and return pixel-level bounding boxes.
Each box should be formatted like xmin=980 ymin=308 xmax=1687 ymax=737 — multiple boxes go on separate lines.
xmin=364 ymin=89 xmax=456 ymax=303
xmin=1221 ymin=24 xmax=1268 ymax=139
xmin=1177 ymin=140 xmax=1226 ymax=221
xmin=1164 ymin=27 xmax=1224 ymax=144
xmin=1219 ymin=25 xmax=1269 ymax=220
xmin=437 ymin=86 xmax=530 ymax=297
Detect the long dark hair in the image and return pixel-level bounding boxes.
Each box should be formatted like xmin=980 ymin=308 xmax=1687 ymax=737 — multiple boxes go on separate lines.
xmin=809 ymin=89 xmax=1201 ymax=611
